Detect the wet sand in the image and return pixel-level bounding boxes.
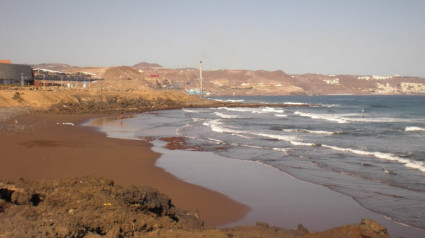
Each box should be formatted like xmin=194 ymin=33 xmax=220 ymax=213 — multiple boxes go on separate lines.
xmin=0 ymin=113 xmax=249 ymax=228
xmin=3 ymin=112 xmax=425 ymax=237
xmin=86 ymin=112 xmax=425 ymax=238
xmin=153 ymin=141 xmax=425 ymax=238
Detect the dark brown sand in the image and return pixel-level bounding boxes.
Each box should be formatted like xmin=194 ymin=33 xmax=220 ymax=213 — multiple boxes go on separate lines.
xmin=0 ymin=113 xmax=249 ymax=228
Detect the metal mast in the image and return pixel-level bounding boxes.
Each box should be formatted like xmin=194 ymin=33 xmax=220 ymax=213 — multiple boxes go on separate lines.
xmin=199 ymin=61 xmax=203 ymax=94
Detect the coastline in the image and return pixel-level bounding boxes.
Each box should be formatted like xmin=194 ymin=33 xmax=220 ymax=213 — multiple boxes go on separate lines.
xmin=88 ymin=109 xmax=425 ymax=238
xmin=1 ymin=107 xmax=423 ymax=237
xmin=0 ymin=112 xmax=249 ymax=228
xmin=153 ymin=141 xmax=425 ymax=237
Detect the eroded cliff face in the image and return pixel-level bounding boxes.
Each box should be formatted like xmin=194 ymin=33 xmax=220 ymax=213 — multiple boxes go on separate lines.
xmin=0 ymin=177 xmax=389 ymax=238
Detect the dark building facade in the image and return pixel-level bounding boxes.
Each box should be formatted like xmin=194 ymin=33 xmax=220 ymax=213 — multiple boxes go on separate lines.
xmin=0 ymin=63 xmax=34 ymax=85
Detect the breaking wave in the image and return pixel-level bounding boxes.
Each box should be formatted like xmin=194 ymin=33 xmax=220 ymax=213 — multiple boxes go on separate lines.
xmin=321 ymin=145 xmax=425 ymax=173
xmin=282 ymin=129 xmax=335 ymax=135
xmin=405 ymin=126 xmax=425 ymax=132
xmin=294 ymin=111 xmax=348 ymax=124
xmin=214 ymin=112 xmax=240 ymax=119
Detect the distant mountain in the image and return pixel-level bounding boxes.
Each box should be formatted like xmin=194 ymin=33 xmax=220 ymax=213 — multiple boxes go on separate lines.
xmin=133 ymin=62 xmax=162 ymax=70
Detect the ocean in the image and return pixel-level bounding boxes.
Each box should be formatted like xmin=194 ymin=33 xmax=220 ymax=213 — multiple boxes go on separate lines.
xmin=91 ymin=95 xmax=425 ymax=233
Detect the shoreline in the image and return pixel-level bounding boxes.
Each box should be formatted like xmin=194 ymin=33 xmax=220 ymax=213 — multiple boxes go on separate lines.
xmin=153 ymin=141 xmax=425 ymax=237
xmin=1 ymin=107 xmax=423 ymax=237
xmin=89 ymin=110 xmax=425 ymax=238
xmin=0 ymin=112 xmax=249 ymax=228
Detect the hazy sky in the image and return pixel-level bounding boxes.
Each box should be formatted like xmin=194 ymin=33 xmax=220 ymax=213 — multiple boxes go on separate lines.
xmin=1 ymin=0 xmax=425 ymax=76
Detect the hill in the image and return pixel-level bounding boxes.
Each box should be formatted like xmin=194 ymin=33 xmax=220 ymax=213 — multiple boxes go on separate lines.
xmin=92 ymin=66 xmax=153 ymax=91
xmin=133 ymin=62 xmax=162 ymax=70
xmin=20 ymin=63 xmax=425 ymax=95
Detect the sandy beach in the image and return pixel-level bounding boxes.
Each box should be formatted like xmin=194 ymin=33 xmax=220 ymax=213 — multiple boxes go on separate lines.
xmin=1 ymin=110 xmax=424 ymax=237
xmin=0 ymin=113 xmax=248 ymax=228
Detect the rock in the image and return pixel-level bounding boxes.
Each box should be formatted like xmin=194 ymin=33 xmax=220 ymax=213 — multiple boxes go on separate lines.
xmin=297 ymin=224 xmax=309 ymax=234
xmin=175 ymin=209 xmax=204 ymax=230
xmin=0 ymin=177 xmax=204 ymax=237
xmin=360 ymin=219 xmax=389 ymax=238
xmin=11 ymin=190 xmax=31 ymax=205
xmin=0 ymin=177 xmax=392 ymax=238
xmin=256 ymin=221 xmax=270 ymax=228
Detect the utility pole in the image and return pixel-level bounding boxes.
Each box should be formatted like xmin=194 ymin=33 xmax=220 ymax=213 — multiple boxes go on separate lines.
xmin=20 ymin=73 xmax=24 ymax=88
xmin=199 ymin=61 xmax=203 ymax=95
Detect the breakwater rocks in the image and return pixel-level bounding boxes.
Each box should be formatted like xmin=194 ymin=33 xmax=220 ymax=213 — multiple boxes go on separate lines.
xmin=49 ymin=95 xmax=194 ymax=113
xmin=0 ymin=177 xmax=389 ymax=238
xmin=47 ymin=94 xmax=317 ymax=114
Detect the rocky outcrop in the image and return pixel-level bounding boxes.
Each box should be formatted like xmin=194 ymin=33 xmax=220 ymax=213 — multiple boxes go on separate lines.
xmin=0 ymin=177 xmax=202 ymax=237
xmin=0 ymin=177 xmax=391 ymax=238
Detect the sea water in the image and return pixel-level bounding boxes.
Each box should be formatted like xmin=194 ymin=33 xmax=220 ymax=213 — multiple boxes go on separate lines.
xmin=92 ymin=95 xmax=425 ymax=232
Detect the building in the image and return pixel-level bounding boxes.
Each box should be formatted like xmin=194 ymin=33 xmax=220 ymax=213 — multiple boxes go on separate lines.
xmin=0 ymin=63 xmax=34 ymax=85
xmin=32 ymin=68 xmax=103 ymax=87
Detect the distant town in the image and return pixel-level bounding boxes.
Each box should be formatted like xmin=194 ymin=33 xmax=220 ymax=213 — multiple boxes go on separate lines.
xmin=1 ymin=60 xmax=424 ymax=95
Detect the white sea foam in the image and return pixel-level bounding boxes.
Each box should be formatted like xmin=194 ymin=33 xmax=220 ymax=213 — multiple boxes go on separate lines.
xmin=344 ymin=117 xmax=412 ymax=123
xmin=204 ymin=119 xmax=253 ymax=138
xmin=290 ymin=141 xmax=316 ymax=146
xmin=284 ymin=102 xmax=308 ymax=106
xmin=210 ymin=99 xmax=245 ymax=102
xmin=252 ymin=131 xmax=317 ymax=147
xmin=307 ymin=130 xmax=334 ymax=135
xmin=207 ymin=138 xmax=225 ymax=144
xmin=214 ymin=112 xmax=240 ymax=119
xmin=294 ymin=111 xmax=348 ymax=124
xmin=272 ymin=147 xmax=288 ymax=154
xmin=183 ymin=109 xmax=200 ymax=113
xmin=221 ymin=107 xmax=258 ymax=113
xmin=323 ymin=104 xmax=340 ymax=108
xmin=294 ymin=111 xmax=412 ymax=124
xmin=241 ymin=144 xmax=265 ymax=149
xmin=233 ymin=134 xmax=253 ymax=139
xmin=282 ymin=129 xmax=334 ymax=135
xmin=256 ymin=132 xmax=297 ymax=142
xmin=405 ymin=126 xmax=425 ymax=132
xmin=225 ymin=99 xmax=245 ymax=102
xmin=274 ymin=114 xmax=288 ymax=118
xmin=203 ymin=119 xmax=238 ymax=134
xmin=322 ymin=145 xmax=425 ymax=173
xmin=262 ymin=107 xmax=284 ymax=113
xmin=222 ymin=107 xmax=286 ymax=114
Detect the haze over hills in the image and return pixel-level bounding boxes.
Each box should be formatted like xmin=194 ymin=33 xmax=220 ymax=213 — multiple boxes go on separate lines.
xmin=133 ymin=62 xmax=163 ymax=70
xmin=31 ymin=62 xmax=425 ymax=95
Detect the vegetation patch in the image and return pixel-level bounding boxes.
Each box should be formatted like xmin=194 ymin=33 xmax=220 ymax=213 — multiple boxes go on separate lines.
xmin=12 ymin=92 xmax=24 ymax=103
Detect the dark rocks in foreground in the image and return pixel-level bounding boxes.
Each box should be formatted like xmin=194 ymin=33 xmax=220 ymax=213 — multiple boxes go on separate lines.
xmin=0 ymin=177 xmax=389 ymax=238
xmin=0 ymin=177 xmax=202 ymax=237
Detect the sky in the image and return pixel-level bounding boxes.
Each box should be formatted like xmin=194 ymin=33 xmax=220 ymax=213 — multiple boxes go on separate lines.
xmin=1 ymin=0 xmax=425 ymax=77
